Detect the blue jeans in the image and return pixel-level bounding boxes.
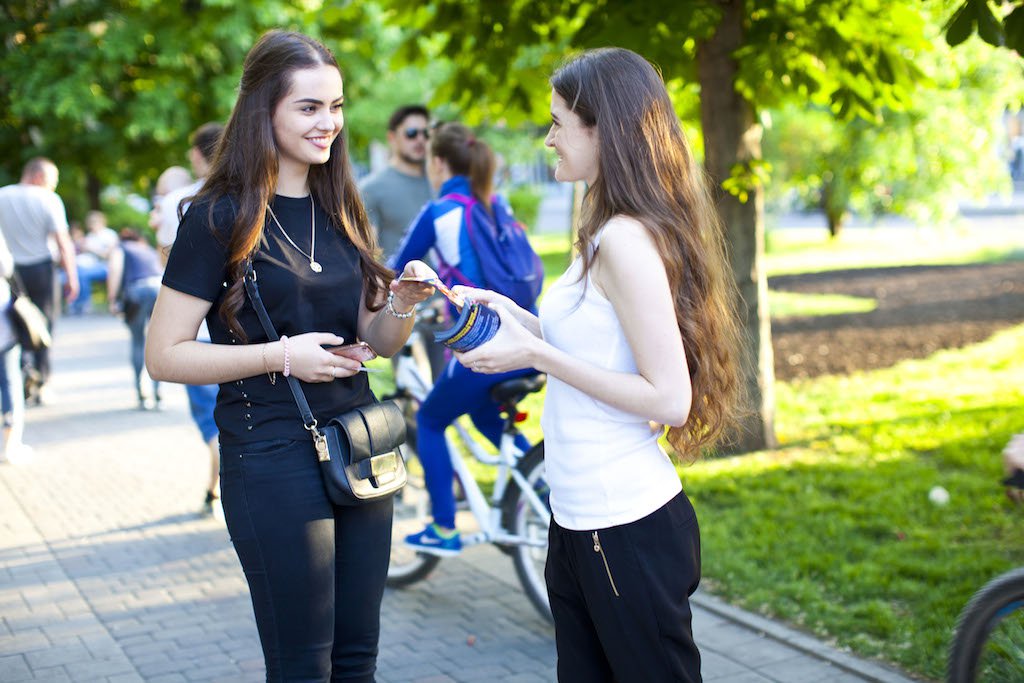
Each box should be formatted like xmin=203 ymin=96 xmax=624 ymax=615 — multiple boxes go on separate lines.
xmin=124 ymin=280 xmax=160 ymax=400
xmin=417 ymin=359 xmax=533 ymax=529
xmin=70 ymin=261 xmax=107 ymax=314
xmin=219 ymin=437 xmax=392 ymax=682
xmin=0 ymin=345 xmax=23 ymax=442
xmin=185 ymin=384 xmax=218 ymax=443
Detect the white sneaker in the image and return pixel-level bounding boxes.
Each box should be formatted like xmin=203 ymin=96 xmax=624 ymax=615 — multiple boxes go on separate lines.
xmin=3 ymin=443 xmax=35 ymax=465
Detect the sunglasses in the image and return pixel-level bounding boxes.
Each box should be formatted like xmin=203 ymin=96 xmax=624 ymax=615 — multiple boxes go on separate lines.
xmin=403 ymin=127 xmax=431 ymax=140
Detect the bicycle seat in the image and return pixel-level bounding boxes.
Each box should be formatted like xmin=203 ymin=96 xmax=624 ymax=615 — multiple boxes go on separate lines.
xmin=490 ymin=374 xmax=547 ymax=404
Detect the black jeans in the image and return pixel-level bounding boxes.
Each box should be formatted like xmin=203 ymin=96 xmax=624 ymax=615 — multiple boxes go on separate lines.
xmin=220 ymin=437 xmax=393 ymax=682
xmin=14 ymin=260 xmax=56 ymax=385
xmin=545 ymin=492 xmax=702 ymax=682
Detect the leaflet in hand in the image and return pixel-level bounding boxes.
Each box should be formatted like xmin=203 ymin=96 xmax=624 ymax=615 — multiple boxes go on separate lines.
xmin=398 ymin=275 xmax=465 ymax=309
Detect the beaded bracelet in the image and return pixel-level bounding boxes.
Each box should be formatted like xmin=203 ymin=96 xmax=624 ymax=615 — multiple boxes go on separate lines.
xmin=262 ymin=342 xmax=276 ymax=385
xmin=386 ymin=291 xmax=415 ymax=319
xmin=281 ymin=335 xmax=291 ymax=378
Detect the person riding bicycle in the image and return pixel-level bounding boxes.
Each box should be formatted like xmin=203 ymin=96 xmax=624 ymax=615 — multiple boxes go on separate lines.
xmin=390 ymin=122 xmax=536 ymax=556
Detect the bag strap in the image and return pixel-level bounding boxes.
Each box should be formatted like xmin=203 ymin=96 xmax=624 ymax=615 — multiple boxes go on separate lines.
xmin=242 ymin=260 xmax=323 ymax=441
xmin=8 ymin=270 xmax=28 ymax=298
xmin=436 ymin=193 xmax=486 ymax=289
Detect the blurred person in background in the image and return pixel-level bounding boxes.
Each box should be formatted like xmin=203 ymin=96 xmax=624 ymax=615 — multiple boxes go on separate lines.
xmin=0 ymin=228 xmax=32 ymax=464
xmin=107 ymin=229 xmax=163 ymax=411
xmin=0 ymin=158 xmax=80 ymax=404
xmin=69 ymin=210 xmax=118 ymax=315
xmin=358 ymin=104 xmax=433 ymax=259
xmin=150 ymin=153 xmax=224 ymax=518
xmin=156 ymin=124 xmax=223 ymax=260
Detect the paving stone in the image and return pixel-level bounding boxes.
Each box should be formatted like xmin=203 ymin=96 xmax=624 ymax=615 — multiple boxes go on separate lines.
xmin=0 ymin=315 xmax=923 ymax=683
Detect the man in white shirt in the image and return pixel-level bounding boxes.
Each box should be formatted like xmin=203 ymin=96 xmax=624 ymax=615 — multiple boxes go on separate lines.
xmin=70 ymin=210 xmax=119 ymax=314
xmin=0 ymin=158 xmax=79 ymax=402
xmin=155 ymin=123 xmax=222 ymax=258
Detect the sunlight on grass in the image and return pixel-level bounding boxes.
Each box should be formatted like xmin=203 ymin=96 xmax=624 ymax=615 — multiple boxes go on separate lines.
xmin=684 ymin=323 xmax=1024 ymax=680
xmin=766 ymin=225 xmax=1023 ymax=276
xmin=768 ymin=290 xmax=877 ymax=318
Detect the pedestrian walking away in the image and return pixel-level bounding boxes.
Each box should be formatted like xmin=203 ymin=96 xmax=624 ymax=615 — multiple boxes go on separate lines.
xmin=145 ymin=29 xmax=433 ymax=682
xmin=107 ymin=229 xmax=163 ymax=410
xmin=453 ymin=48 xmax=744 ymax=683
xmin=0 ymin=157 xmax=80 ymax=404
xmin=150 ymin=123 xmax=226 ymax=517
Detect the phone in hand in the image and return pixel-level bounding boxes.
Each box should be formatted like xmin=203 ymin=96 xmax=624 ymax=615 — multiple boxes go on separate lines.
xmin=323 ymin=341 xmax=378 ymax=363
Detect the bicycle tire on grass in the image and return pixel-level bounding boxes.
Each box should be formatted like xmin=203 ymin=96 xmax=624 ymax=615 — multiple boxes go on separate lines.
xmin=948 ymin=566 xmax=1024 ymax=682
xmin=500 ymin=442 xmax=553 ymax=623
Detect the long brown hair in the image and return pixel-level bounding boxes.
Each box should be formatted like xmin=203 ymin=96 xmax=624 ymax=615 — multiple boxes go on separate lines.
xmin=430 ymin=122 xmax=495 ymax=211
xmin=551 ymin=48 xmax=743 ymax=460
xmin=195 ymin=30 xmax=390 ymax=339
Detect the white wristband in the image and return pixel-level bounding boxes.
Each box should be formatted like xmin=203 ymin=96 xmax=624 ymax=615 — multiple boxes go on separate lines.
xmin=386 ymin=291 xmax=415 ymax=319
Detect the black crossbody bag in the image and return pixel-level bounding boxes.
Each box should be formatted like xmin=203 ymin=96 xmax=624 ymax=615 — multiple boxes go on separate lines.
xmin=243 ymin=261 xmax=407 ymax=506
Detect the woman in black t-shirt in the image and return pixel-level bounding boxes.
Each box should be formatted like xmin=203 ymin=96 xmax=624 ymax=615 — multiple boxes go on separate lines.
xmin=145 ymin=31 xmax=432 ymax=681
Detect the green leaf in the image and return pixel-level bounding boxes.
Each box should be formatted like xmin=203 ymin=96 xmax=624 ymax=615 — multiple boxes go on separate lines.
xmin=1005 ymin=6 xmax=1024 ymax=53
xmin=972 ymin=0 xmax=1004 ymax=46
xmin=944 ymin=2 xmax=976 ymax=47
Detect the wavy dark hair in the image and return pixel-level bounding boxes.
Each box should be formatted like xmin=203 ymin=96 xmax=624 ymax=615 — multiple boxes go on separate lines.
xmin=194 ymin=30 xmax=390 ymax=340
xmin=551 ymin=47 xmax=743 ymax=460
xmin=430 ymin=122 xmax=495 ymax=211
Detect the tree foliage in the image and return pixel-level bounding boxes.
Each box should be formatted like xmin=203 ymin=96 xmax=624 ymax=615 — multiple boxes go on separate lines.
xmin=945 ymin=0 xmax=1024 ymax=53
xmin=380 ymin=0 xmax=945 ymax=451
xmin=764 ymin=31 xmax=1024 ymax=235
xmin=0 ymin=0 xmax=319 ymax=216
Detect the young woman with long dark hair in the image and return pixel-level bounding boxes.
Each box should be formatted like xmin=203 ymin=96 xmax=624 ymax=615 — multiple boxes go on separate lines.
xmin=455 ymin=48 xmax=743 ymax=682
xmin=145 ymin=30 xmax=433 ymax=681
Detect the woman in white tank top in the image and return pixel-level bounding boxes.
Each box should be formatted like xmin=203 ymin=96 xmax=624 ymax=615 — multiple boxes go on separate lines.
xmin=454 ymin=48 xmax=742 ymax=682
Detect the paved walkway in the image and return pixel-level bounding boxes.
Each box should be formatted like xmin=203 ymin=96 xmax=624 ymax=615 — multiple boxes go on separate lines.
xmin=0 ymin=315 xmax=922 ymax=682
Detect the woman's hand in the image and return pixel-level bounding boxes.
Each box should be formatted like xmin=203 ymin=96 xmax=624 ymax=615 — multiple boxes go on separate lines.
xmin=454 ymin=306 xmax=538 ymax=374
xmin=389 ymin=260 xmax=437 ymax=311
xmin=452 ymin=285 xmax=515 ymax=312
xmin=286 ymin=332 xmax=363 ymax=383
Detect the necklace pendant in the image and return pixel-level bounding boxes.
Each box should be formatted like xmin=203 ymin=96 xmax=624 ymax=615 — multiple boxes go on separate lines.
xmin=310 ymin=260 xmax=323 ymax=273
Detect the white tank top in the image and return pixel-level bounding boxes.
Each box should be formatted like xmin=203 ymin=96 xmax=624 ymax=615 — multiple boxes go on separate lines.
xmin=538 ymin=229 xmax=682 ymax=531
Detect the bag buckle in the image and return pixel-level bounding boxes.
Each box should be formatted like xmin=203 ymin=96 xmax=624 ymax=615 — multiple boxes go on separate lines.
xmin=305 ymin=420 xmax=331 ymax=462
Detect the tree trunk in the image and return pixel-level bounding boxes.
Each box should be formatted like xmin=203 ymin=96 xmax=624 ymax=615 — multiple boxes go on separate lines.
xmin=822 ymin=182 xmax=846 ymax=239
xmin=86 ymin=173 xmax=102 ymax=211
xmin=697 ymin=0 xmax=777 ymax=452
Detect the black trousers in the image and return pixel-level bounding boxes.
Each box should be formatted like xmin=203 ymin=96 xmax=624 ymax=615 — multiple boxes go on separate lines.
xmin=220 ymin=437 xmax=392 ymax=682
xmin=13 ymin=260 xmax=56 ymax=385
xmin=545 ymin=492 xmax=702 ymax=683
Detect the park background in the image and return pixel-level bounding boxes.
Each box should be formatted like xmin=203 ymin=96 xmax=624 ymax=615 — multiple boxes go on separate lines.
xmin=3 ymin=1 xmax=1024 ymax=680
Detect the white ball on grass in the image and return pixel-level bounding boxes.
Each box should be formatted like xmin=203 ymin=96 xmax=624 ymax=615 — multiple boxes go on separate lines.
xmin=928 ymin=485 xmax=950 ymax=506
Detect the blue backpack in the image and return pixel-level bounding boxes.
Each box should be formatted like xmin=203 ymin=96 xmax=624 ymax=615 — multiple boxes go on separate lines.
xmin=438 ymin=193 xmax=544 ymax=310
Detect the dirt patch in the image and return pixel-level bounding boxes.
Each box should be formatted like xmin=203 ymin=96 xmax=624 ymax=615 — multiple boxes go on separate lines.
xmin=769 ymin=260 xmax=1024 ymax=381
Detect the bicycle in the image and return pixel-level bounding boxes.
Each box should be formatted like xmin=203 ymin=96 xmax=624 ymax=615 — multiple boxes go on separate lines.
xmin=947 ymin=469 xmax=1024 ymax=682
xmin=380 ymin=306 xmax=553 ymax=622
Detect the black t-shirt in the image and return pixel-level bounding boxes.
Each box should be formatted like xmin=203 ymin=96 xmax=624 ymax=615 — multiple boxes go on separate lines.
xmin=163 ymin=193 xmax=373 ymax=446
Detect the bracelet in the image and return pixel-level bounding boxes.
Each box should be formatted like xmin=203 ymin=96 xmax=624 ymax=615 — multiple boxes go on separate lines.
xmin=281 ymin=335 xmax=291 ymax=378
xmin=386 ymin=291 xmax=415 ymax=319
xmin=262 ymin=342 xmax=276 ymax=385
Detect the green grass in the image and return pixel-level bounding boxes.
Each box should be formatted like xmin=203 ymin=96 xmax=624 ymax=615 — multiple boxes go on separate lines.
xmin=687 ymin=324 xmax=1024 ymax=680
xmin=765 ymin=224 xmax=1024 ymax=276
xmin=769 ymin=290 xmax=877 ymax=318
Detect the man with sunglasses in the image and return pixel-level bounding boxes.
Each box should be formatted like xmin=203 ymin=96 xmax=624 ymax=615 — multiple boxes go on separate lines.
xmin=359 ymin=104 xmax=434 ymax=259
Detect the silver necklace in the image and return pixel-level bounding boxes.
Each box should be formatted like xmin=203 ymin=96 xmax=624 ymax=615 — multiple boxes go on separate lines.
xmin=266 ymin=195 xmax=322 ymax=273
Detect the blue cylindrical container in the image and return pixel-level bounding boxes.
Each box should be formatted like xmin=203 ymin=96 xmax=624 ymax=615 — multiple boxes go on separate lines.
xmin=433 ymin=303 xmax=501 ymax=352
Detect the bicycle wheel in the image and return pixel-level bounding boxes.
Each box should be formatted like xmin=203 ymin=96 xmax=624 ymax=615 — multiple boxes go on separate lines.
xmin=948 ymin=566 xmax=1024 ymax=682
xmin=386 ymin=445 xmax=441 ymax=586
xmin=500 ymin=442 xmax=553 ymax=623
